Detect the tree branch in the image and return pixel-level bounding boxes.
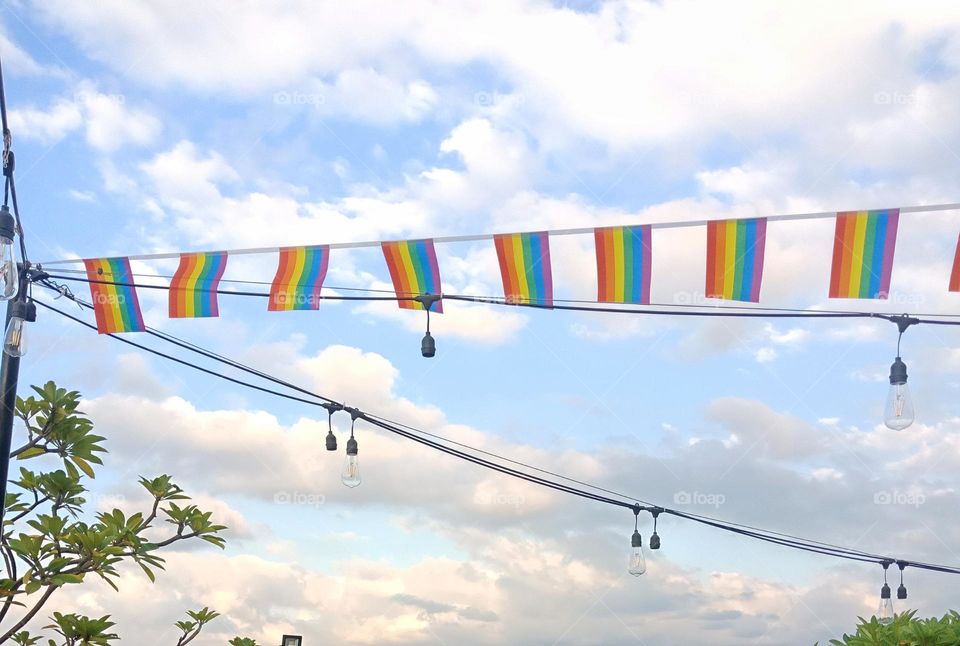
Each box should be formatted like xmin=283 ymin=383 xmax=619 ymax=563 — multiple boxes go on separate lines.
xmin=0 ymin=583 xmax=56 ymax=642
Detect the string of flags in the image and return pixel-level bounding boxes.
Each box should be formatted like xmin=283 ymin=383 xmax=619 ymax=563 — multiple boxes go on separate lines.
xmin=69 ymin=207 xmax=960 ymax=334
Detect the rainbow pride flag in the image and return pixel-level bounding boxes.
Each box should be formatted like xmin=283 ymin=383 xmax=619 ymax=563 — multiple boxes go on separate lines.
xmin=705 ymin=218 xmax=767 ymax=302
xmin=381 ymin=239 xmax=443 ymax=312
xmin=594 ymin=225 xmax=651 ymax=304
xmin=169 ymin=252 xmax=228 ymax=318
xmin=82 ymin=257 xmax=145 ymax=334
xmin=951 ymin=233 xmax=960 ymax=293
xmin=829 ymin=209 xmax=899 ymax=299
xmin=268 ymin=246 xmax=329 ymax=311
xmin=494 ymin=232 xmax=553 ymax=307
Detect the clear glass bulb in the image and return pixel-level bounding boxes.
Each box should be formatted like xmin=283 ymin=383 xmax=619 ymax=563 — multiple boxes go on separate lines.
xmin=877 ymin=595 xmax=894 ymax=625
xmin=3 ymin=316 xmax=26 ymax=357
xmin=0 ymin=237 xmax=17 ymax=301
xmin=341 ymin=454 xmax=361 ymax=488
xmin=884 ymin=382 xmax=914 ymax=431
xmin=628 ymin=531 xmax=646 ymax=576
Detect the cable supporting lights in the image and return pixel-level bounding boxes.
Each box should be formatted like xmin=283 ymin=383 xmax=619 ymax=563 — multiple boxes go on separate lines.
xmin=884 ymin=315 xmax=919 ymax=431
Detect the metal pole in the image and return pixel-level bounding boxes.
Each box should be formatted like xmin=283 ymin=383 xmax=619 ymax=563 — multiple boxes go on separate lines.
xmin=0 ymin=295 xmax=18 ymax=524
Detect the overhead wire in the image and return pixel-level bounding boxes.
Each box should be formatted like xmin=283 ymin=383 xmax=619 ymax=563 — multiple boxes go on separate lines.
xmin=30 ymin=282 xmax=960 ymax=576
xmin=39 ymin=272 xmax=960 ymax=324
xmin=32 ymin=200 xmax=960 ymax=267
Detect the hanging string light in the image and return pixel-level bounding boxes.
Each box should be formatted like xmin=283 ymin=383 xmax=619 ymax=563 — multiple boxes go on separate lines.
xmin=341 ymin=408 xmax=361 ymax=488
xmin=649 ymin=508 xmax=662 ymax=550
xmin=897 ymin=560 xmax=908 ymax=602
xmin=878 ymin=560 xmax=895 ymax=624
xmin=415 ymin=294 xmax=441 ymax=358
xmin=0 ymin=204 xmax=17 ymax=301
xmin=884 ymin=315 xmax=919 ymax=431
xmin=628 ymin=504 xmax=646 ymax=576
xmin=322 ymin=402 xmax=342 ymax=451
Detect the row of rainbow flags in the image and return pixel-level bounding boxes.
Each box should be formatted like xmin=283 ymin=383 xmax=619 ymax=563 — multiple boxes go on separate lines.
xmin=81 ymin=208 xmax=960 ymax=334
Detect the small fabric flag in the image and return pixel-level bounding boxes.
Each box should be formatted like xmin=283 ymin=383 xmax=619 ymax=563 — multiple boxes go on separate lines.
xmin=705 ymin=217 xmax=767 ymax=302
xmin=381 ymin=239 xmax=443 ymax=312
xmin=169 ymin=252 xmax=228 ymax=318
xmin=950 ymin=233 xmax=960 ymax=293
xmin=268 ymin=246 xmax=329 ymax=311
xmin=829 ymin=209 xmax=899 ymax=299
xmin=594 ymin=225 xmax=652 ymax=304
xmin=82 ymin=257 xmax=145 ymax=334
xmin=494 ymin=231 xmax=553 ymax=307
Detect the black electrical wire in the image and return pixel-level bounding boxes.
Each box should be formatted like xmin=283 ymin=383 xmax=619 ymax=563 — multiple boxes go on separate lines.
xmin=41 ymin=272 xmax=960 ymax=324
xmin=35 ymin=281 xmax=925 ymax=562
xmin=45 ymin=274 xmax=410 ymax=302
xmin=33 ymin=299 xmax=327 ymax=410
xmin=31 ymin=287 xmax=960 ymax=576
xmin=43 ymin=266 xmax=960 ymax=319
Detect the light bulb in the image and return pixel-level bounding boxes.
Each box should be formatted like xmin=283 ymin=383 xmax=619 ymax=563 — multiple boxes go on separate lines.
xmin=0 ymin=205 xmax=17 ymax=302
xmin=884 ymin=358 xmax=914 ymax=431
xmin=341 ymin=435 xmax=361 ymax=488
xmin=628 ymin=530 xmax=646 ymax=576
xmin=877 ymin=584 xmax=894 ymax=625
xmin=3 ymin=299 xmax=33 ymax=358
xmin=3 ymin=315 xmax=25 ymax=357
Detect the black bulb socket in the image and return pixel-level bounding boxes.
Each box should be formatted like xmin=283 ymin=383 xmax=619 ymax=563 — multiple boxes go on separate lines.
xmin=889 ymin=357 xmax=908 ymax=386
xmin=897 ymin=583 xmax=907 ymax=600
xmin=421 ymin=331 xmax=436 ymax=358
xmin=325 ymin=430 xmax=337 ymax=451
xmin=880 ymin=583 xmax=891 ymax=600
xmin=649 ymin=532 xmax=660 ymax=550
xmin=631 ymin=530 xmax=642 ymax=548
xmin=346 ymin=435 xmax=358 ymax=456
xmin=10 ymin=299 xmax=36 ymax=323
xmin=0 ymin=205 xmax=13 ymax=242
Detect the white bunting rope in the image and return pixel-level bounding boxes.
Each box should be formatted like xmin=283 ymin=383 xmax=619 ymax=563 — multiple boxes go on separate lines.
xmin=37 ymin=201 xmax=960 ymax=266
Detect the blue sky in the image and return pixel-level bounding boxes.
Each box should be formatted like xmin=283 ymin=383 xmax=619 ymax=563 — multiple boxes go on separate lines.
xmin=3 ymin=1 xmax=960 ymax=644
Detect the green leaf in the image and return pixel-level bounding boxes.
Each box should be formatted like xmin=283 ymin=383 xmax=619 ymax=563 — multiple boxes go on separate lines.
xmin=15 ymin=447 xmax=45 ymax=460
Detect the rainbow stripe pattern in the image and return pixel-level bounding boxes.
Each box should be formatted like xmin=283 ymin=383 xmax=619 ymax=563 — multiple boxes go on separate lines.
xmin=494 ymin=232 xmax=553 ymax=307
xmin=594 ymin=225 xmax=652 ymax=304
xmin=829 ymin=209 xmax=899 ymax=299
xmin=82 ymin=257 xmax=145 ymax=334
xmin=705 ymin=217 xmax=767 ymax=302
xmin=951 ymin=233 xmax=960 ymax=293
xmin=381 ymin=239 xmax=443 ymax=312
xmin=268 ymin=246 xmax=329 ymax=311
xmin=169 ymin=252 xmax=228 ymax=318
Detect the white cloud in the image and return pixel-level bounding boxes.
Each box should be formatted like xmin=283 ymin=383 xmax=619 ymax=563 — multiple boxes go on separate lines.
xmin=9 ymin=83 xmax=160 ymax=151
